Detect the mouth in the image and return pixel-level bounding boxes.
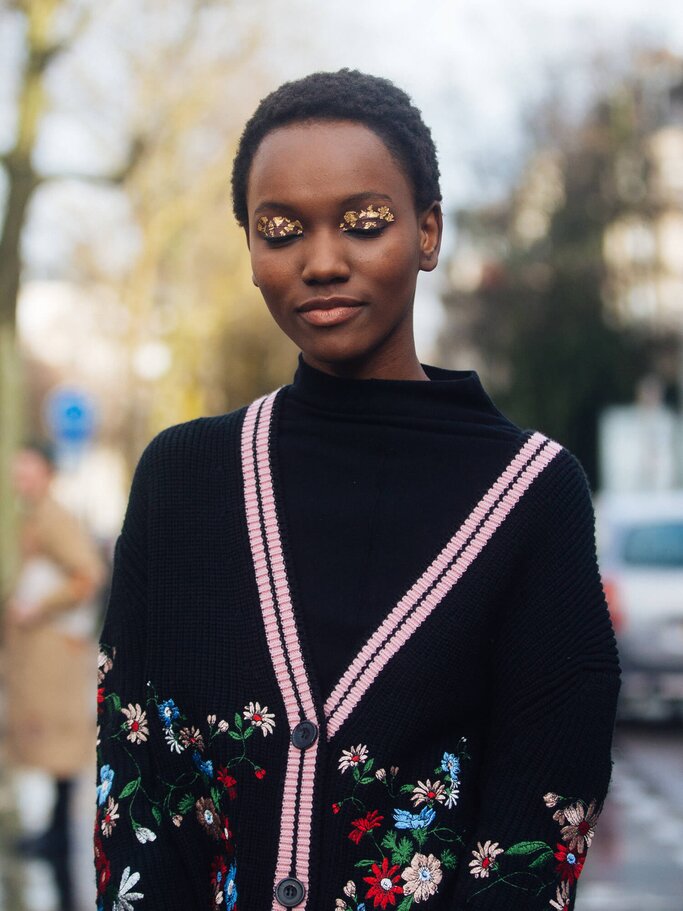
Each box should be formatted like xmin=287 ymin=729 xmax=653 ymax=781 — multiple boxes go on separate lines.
xmin=296 ymin=296 xmax=366 ymax=327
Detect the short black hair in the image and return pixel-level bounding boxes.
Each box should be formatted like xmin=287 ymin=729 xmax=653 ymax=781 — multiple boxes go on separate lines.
xmin=231 ymin=69 xmax=441 ymax=228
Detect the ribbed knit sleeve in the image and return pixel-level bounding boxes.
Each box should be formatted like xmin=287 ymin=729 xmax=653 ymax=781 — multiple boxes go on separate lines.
xmin=94 ymin=436 xmax=195 ymax=909
xmin=451 ymin=448 xmax=621 ymax=910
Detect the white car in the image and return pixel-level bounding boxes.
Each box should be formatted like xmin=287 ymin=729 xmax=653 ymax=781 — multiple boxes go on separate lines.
xmin=594 ymin=490 xmax=683 ymax=721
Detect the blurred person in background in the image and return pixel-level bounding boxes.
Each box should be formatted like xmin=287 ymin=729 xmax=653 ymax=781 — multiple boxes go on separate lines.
xmin=3 ymin=441 xmax=103 ymax=871
xmin=95 ymin=70 xmax=620 ymax=910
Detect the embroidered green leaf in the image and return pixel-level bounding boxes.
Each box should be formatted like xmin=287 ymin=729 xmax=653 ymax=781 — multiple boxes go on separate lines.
xmin=354 ymin=858 xmax=376 ymax=869
xmin=118 ymin=779 xmax=139 ymax=799
xmin=353 ymin=766 xmax=361 ymax=781
xmin=392 ymin=837 xmax=414 ymax=866
xmin=440 ymin=848 xmax=457 ymax=870
xmin=211 ymin=786 xmax=222 ymax=809
xmin=243 ymin=725 xmax=254 ymax=739
xmin=413 ymin=827 xmax=427 ymax=847
xmin=234 ymin=712 xmax=243 ymax=731
xmin=177 ymin=793 xmax=195 ymax=815
xmin=362 ymin=758 xmax=374 ymax=774
xmin=228 ymin=730 xmax=242 ymax=740
xmin=381 ymin=831 xmax=398 ymax=852
xmin=106 ymin=693 xmax=121 ymax=712
xmin=529 ymin=850 xmax=554 ymax=871
xmin=396 ymin=896 xmax=414 ymax=911
xmin=400 ymin=783 xmax=414 ymax=794
xmin=151 ymin=805 xmax=162 ymax=826
xmin=359 ymin=776 xmax=375 ymax=785
xmin=505 ymin=840 xmax=551 ymax=856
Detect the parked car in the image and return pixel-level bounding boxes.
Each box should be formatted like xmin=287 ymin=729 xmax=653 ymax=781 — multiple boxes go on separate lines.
xmin=594 ymin=491 xmax=683 ymax=721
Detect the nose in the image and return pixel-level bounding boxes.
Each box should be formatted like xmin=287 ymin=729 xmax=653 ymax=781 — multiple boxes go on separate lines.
xmin=300 ymin=229 xmax=351 ymax=286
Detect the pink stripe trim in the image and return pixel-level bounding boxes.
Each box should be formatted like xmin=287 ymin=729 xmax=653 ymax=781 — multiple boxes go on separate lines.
xmin=326 ymin=438 xmax=562 ymax=738
xmin=242 ymin=392 xmax=318 ymax=910
xmin=324 ymin=431 xmax=548 ymax=722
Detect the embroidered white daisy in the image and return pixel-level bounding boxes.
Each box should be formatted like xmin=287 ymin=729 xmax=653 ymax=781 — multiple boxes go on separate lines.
xmin=343 ymin=880 xmax=356 ymax=897
xmin=97 ymin=649 xmax=113 ymax=683
xmin=243 ymin=702 xmax=276 ymax=736
xmin=338 ymin=744 xmax=369 ymax=773
xmin=164 ymin=727 xmax=184 ymax=753
xmin=121 ymin=704 xmax=149 ymax=744
xmin=101 ymin=798 xmax=119 ymax=837
xmin=401 ymin=852 xmax=442 ymax=901
xmin=444 ymin=783 xmax=460 ymax=809
xmin=549 ymin=881 xmax=571 ymax=911
xmin=543 ymin=792 xmax=560 ymax=808
xmin=469 ymin=840 xmax=504 ymax=878
xmin=113 ymin=867 xmax=143 ymax=910
xmin=410 ymin=779 xmax=447 ymax=807
xmin=561 ymin=799 xmax=599 ymax=854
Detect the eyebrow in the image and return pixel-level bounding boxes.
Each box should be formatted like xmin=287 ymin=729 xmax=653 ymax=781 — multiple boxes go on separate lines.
xmin=252 ymin=192 xmax=394 ymax=217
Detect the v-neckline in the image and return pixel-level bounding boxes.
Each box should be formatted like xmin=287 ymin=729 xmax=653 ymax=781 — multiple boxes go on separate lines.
xmin=241 ymin=387 xmax=562 ymax=744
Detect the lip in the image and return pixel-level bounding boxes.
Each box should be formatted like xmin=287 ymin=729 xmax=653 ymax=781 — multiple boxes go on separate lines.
xmin=296 ymin=296 xmax=366 ymax=328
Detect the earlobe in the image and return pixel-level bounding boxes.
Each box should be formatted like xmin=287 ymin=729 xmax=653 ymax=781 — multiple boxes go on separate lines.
xmin=419 ymin=202 xmax=443 ymax=273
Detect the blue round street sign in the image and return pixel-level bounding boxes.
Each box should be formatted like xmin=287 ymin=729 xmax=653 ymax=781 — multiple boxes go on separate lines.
xmin=43 ymin=386 xmax=98 ymax=445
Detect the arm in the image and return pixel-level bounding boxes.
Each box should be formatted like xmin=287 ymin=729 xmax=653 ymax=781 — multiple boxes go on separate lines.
xmin=452 ymin=448 xmax=621 ymax=910
xmin=95 ymin=442 xmax=195 ymax=909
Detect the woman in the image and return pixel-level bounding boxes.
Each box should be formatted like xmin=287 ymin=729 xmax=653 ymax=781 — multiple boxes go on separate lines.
xmin=95 ymin=70 xmax=620 ymax=911
xmin=4 ymin=441 xmax=102 ymax=867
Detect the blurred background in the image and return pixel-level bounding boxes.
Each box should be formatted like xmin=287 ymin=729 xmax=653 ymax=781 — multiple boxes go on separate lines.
xmin=1 ymin=0 xmax=683 ymax=908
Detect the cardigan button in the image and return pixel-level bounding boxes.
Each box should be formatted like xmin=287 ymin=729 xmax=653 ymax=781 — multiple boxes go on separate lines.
xmin=275 ymin=876 xmax=306 ymax=907
xmin=291 ymin=720 xmax=319 ymax=750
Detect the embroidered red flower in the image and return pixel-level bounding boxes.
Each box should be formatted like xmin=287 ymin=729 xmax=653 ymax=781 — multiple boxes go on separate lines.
xmin=255 ymin=767 xmax=266 ymax=779
xmin=362 ymin=857 xmax=403 ymax=908
xmin=349 ymin=809 xmax=384 ymax=845
xmin=210 ymin=856 xmax=228 ymax=887
xmin=97 ymin=687 xmax=105 ymax=714
xmin=554 ymin=842 xmax=585 ymax=882
xmin=217 ymin=767 xmax=238 ymax=798
xmin=332 ymin=802 xmax=341 ymax=814
xmin=93 ymin=832 xmax=111 ymax=895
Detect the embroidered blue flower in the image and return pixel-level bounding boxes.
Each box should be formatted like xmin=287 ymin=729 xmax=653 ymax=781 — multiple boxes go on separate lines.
xmin=97 ymin=764 xmax=115 ymax=806
xmin=393 ymin=805 xmax=436 ymax=830
xmin=224 ymin=862 xmax=237 ymax=910
xmin=357 ymin=905 xmax=366 ymax=911
xmin=192 ymin=750 xmax=214 ymax=778
xmin=157 ymin=699 xmax=180 ymax=728
xmin=441 ymin=751 xmax=460 ymax=779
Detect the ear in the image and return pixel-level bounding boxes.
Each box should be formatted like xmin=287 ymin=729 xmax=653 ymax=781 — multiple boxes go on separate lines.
xmin=418 ymin=202 xmax=443 ymax=273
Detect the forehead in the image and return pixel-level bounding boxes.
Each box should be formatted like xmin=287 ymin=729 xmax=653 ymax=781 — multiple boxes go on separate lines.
xmin=247 ymin=120 xmax=413 ymax=212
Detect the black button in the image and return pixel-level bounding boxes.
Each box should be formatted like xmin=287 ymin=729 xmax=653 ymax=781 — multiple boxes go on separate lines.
xmin=291 ymin=720 xmax=318 ymax=750
xmin=275 ymin=876 xmax=306 ymax=907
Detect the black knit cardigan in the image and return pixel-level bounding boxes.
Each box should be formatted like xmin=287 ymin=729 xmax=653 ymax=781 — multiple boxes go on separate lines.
xmin=95 ymin=365 xmax=620 ymax=911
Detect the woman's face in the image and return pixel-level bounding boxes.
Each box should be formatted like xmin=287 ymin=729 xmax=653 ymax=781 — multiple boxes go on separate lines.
xmin=245 ymin=120 xmax=441 ymax=377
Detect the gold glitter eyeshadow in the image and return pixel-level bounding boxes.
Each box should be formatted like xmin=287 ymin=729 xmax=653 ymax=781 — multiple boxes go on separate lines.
xmin=339 ymin=205 xmax=396 ymax=231
xmin=257 ymin=215 xmax=304 ymax=238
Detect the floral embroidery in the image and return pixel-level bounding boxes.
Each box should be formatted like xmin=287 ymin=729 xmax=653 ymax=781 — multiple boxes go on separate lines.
xmin=469 ymin=840 xmax=504 ymax=878
xmin=96 ymin=643 xmax=276 ymax=910
xmin=401 ymin=853 xmax=443 ymax=902
xmin=120 ymin=704 xmax=149 ymax=744
xmin=467 ymin=792 xmax=601 ymax=903
xmin=549 ymin=881 xmax=571 ymax=910
xmin=243 ymin=700 xmax=276 ymax=736
xmin=363 ymin=858 xmax=403 ymax=908
xmin=333 ymin=741 xmax=468 ymax=909
xmin=113 ymin=866 xmax=143 ymax=910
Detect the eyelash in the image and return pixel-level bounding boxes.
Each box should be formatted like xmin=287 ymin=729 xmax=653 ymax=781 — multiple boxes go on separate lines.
xmin=261 ymin=226 xmax=385 ymax=245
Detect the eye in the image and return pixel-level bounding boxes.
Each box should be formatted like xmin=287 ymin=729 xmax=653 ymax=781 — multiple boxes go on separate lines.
xmin=257 ymin=215 xmax=303 ymax=243
xmin=340 ymin=205 xmax=395 ymax=235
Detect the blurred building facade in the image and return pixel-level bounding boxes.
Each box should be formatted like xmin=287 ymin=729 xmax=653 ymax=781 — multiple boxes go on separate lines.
xmin=438 ymin=51 xmax=683 ymax=491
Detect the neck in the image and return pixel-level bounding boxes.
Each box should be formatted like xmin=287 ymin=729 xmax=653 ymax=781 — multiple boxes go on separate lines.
xmin=301 ymin=340 xmax=429 ymax=382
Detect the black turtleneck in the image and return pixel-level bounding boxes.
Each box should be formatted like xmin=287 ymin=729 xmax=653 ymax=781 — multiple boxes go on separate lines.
xmin=276 ymin=354 xmax=526 ymax=699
